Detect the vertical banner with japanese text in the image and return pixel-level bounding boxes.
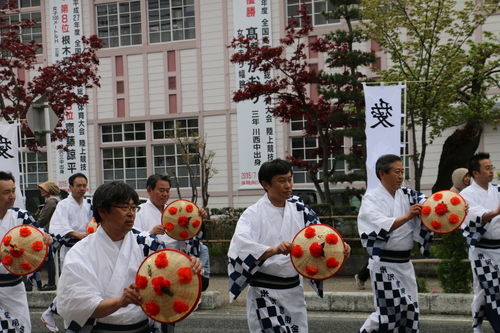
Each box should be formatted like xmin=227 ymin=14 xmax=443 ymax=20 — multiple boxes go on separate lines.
xmin=233 ymin=0 xmax=276 ymax=189
xmin=50 ymin=0 xmax=89 ymax=192
xmin=364 ymin=83 xmax=405 ymax=193
xmin=0 ymin=124 xmax=25 ymax=209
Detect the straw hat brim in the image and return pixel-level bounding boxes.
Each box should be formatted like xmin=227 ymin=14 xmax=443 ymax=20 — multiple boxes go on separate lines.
xmin=86 ymin=218 xmax=100 ymax=234
xmin=162 ymin=199 xmax=203 ymax=241
xmin=420 ymin=190 xmax=467 ymax=234
xmin=136 ymin=249 xmax=201 ymax=324
xmin=1 ymin=225 xmax=48 ymax=275
xmin=290 ymin=224 xmax=346 ymax=280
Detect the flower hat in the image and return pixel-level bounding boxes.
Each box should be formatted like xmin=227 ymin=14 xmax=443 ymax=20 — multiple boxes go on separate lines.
xmin=420 ymin=190 xmax=467 ymax=234
xmin=86 ymin=218 xmax=100 ymax=234
xmin=1 ymin=225 xmax=48 ymax=275
xmin=136 ymin=249 xmax=202 ymax=324
xmin=162 ymin=199 xmax=203 ymax=241
xmin=290 ymin=224 xmax=346 ymax=280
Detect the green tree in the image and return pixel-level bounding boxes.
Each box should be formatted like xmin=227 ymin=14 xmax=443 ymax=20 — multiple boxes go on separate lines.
xmin=361 ymin=0 xmax=499 ymax=191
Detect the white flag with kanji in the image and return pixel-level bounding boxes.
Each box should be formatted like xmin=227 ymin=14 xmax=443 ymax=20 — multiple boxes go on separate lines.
xmin=0 ymin=123 xmax=24 ymax=209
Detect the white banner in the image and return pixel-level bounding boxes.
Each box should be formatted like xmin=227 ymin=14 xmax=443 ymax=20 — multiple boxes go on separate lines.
xmin=233 ymin=0 xmax=276 ymax=189
xmin=0 ymin=123 xmax=25 ymax=209
xmin=50 ymin=0 xmax=89 ymax=192
xmin=364 ymin=83 xmax=405 ymax=193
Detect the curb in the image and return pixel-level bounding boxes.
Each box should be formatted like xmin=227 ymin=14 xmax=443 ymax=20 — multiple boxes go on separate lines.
xmin=29 ymin=291 xmax=473 ymax=315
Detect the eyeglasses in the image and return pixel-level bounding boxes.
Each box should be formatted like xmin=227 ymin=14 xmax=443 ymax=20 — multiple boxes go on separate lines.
xmin=110 ymin=205 xmax=141 ymax=213
xmin=483 ymin=165 xmax=496 ymax=171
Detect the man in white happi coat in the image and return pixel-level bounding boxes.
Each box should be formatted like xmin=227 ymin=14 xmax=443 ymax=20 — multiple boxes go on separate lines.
xmin=134 ymin=174 xmax=206 ymax=255
xmin=228 ymin=158 xmax=351 ymax=332
xmin=460 ymin=152 xmax=500 ymax=332
xmin=56 ymin=181 xmax=202 ymax=332
xmin=0 ymin=171 xmax=53 ymax=333
xmin=357 ymin=154 xmax=433 ymax=333
xmin=42 ymin=173 xmax=93 ymax=331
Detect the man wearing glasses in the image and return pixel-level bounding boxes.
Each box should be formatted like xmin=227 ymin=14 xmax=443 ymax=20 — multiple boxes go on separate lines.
xmin=461 ymin=152 xmax=500 ymax=332
xmin=42 ymin=173 xmax=93 ymax=331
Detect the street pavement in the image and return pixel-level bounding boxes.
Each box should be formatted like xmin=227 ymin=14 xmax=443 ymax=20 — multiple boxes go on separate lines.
xmin=28 ymin=275 xmax=496 ymax=332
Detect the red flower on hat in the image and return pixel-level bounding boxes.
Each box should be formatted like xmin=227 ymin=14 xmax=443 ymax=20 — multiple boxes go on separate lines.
xmin=155 ymin=252 xmax=169 ymax=269
xmin=32 ymin=241 xmax=44 ymax=252
xmin=179 ymin=231 xmax=189 ymax=239
xmin=1 ymin=255 xmax=12 ymax=266
xmin=168 ymin=206 xmax=178 ymax=215
xmin=151 ymin=276 xmax=172 ymax=296
xmin=431 ymin=220 xmax=441 ymax=229
xmin=178 ymin=216 xmax=189 ymax=227
xmin=173 ymin=300 xmax=189 ymax=314
xmin=145 ymin=301 xmax=160 ymax=316
xmin=165 ymin=222 xmax=175 ymax=231
xmin=192 ymin=220 xmax=201 ymax=228
xmin=177 ymin=267 xmax=193 ymax=284
xmin=433 ymin=192 xmax=443 ymax=201
xmin=87 ymin=227 xmax=95 ymax=234
xmin=309 ymin=242 xmax=324 ymax=258
xmin=304 ymin=227 xmax=316 ymax=239
xmin=326 ymin=257 xmax=340 ymax=269
xmin=9 ymin=245 xmax=24 ymax=258
xmin=421 ymin=206 xmax=431 ymax=215
xmin=305 ymin=266 xmax=318 ymax=276
xmin=435 ymin=203 xmax=448 ymax=216
xmin=186 ymin=204 xmax=194 ymax=213
xmin=2 ymin=235 xmax=12 ymax=246
xmin=450 ymin=196 xmax=462 ymax=206
xmin=21 ymin=262 xmax=32 ymax=271
xmin=449 ymin=214 xmax=460 ymax=224
xmin=19 ymin=227 xmax=32 ymax=238
xmin=325 ymin=233 xmax=338 ymax=245
xmin=135 ymin=275 xmax=148 ymax=289
xmin=291 ymin=245 xmax=303 ymax=258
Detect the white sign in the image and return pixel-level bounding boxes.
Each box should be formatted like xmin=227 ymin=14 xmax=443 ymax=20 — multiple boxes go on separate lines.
xmin=50 ymin=0 xmax=89 ymax=192
xmin=233 ymin=0 xmax=276 ymax=189
xmin=364 ymin=83 xmax=405 ymax=192
xmin=0 ymin=124 xmax=25 ymax=209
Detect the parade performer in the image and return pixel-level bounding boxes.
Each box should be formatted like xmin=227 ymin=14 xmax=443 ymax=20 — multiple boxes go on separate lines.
xmin=460 ymin=152 xmax=500 ymax=333
xmin=357 ymin=154 xmax=433 ymax=333
xmin=0 ymin=171 xmax=52 ymax=332
xmin=56 ymin=181 xmax=202 ymax=332
xmin=228 ymin=158 xmax=350 ymax=332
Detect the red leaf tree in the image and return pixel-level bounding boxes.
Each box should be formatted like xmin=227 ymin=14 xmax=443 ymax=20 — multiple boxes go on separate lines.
xmin=229 ymin=5 xmax=374 ymax=205
xmin=0 ymin=1 xmax=102 ymax=150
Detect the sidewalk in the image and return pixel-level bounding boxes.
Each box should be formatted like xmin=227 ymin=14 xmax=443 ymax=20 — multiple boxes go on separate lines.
xmin=28 ymin=275 xmax=474 ymax=316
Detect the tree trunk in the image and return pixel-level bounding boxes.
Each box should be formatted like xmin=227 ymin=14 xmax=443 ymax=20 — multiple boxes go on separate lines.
xmin=432 ymin=121 xmax=483 ymax=193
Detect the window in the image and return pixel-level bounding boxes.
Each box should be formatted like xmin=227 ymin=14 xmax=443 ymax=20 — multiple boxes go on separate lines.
xmin=7 ymin=11 xmax=42 ymax=54
xmin=102 ymin=146 xmax=148 ymax=189
xmin=0 ymin=0 xmax=40 ymax=7
xmin=286 ymin=0 xmax=340 ymax=26
xmin=19 ymin=151 xmax=48 ymax=188
xmin=152 ymin=118 xmax=199 ymax=139
xmin=148 ymin=0 xmax=195 ymax=43
xmin=101 ymin=122 xmax=146 ymax=142
xmin=153 ymin=144 xmax=200 ymax=188
xmin=96 ymin=1 xmax=142 ymax=48
xmin=290 ymin=137 xmax=342 ymax=183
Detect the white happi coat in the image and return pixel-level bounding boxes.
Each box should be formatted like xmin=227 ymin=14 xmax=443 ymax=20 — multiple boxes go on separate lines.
xmin=460 ymin=179 xmax=500 ymax=331
xmin=357 ymin=184 xmax=432 ymax=333
xmin=228 ymin=194 xmax=322 ymax=333
xmin=134 ymin=199 xmax=183 ymax=251
xmin=57 ymin=226 xmax=163 ymax=329
xmin=0 ymin=208 xmax=38 ymax=333
xmin=49 ymin=195 xmax=93 ymax=266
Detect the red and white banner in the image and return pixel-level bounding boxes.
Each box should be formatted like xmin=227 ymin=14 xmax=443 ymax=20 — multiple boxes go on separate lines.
xmin=49 ymin=0 xmax=89 ymax=192
xmin=364 ymin=83 xmax=405 ymax=192
xmin=233 ymin=0 xmax=276 ymax=189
